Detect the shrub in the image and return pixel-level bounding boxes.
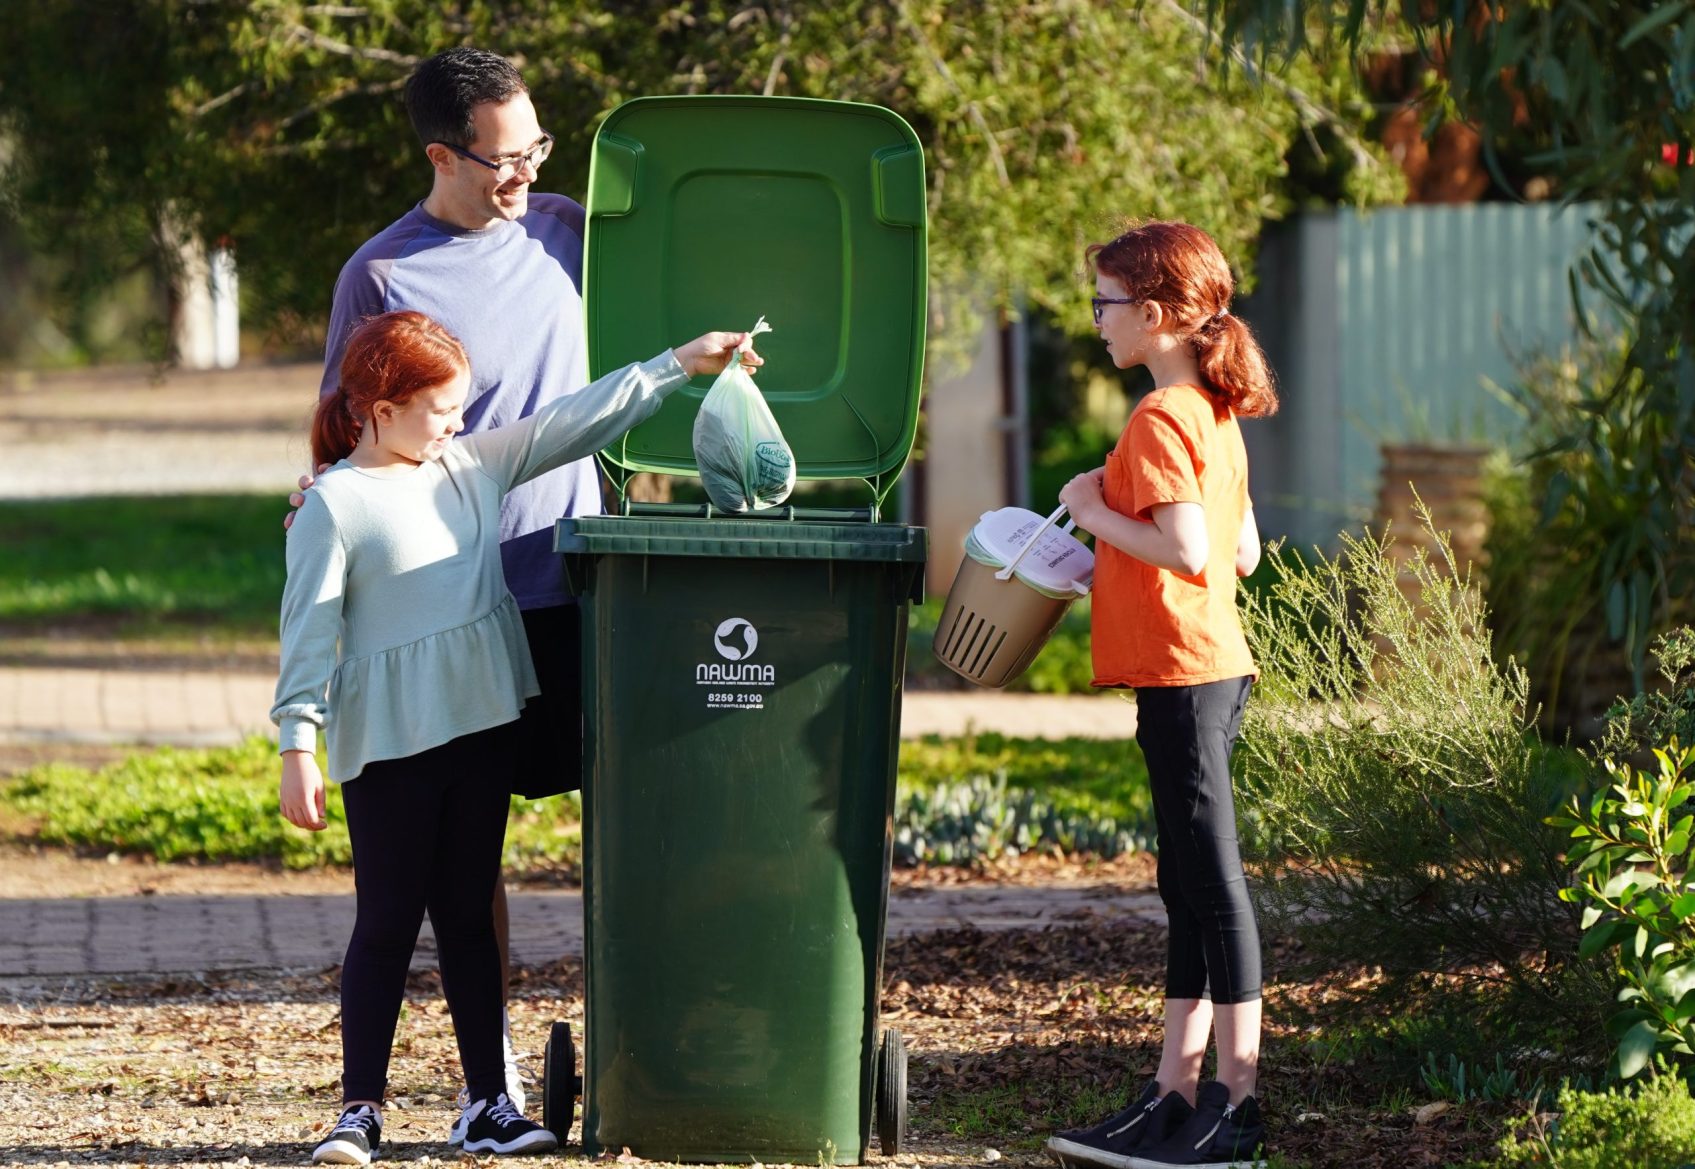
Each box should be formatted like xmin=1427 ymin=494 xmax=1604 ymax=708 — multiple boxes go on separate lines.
xmin=1235 ymin=509 xmax=1608 ymax=1048
xmin=1552 ymin=742 xmax=1695 ymax=1080
xmin=1483 ymin=339 xmax=1695 ymax=737
xmin=1491 ymin=1074 xmax=1695 ymax=1168
xmin=1595 ymin=628 xmax=1695 ymax=765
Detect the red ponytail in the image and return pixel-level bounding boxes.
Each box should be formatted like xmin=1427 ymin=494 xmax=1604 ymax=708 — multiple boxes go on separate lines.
xmin=310 ymin=311 xmax=470 ymax=468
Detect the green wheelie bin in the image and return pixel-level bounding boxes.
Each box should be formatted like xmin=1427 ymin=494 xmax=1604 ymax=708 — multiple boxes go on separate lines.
xmin=541 ymin=95 xmax=929 ymax=1164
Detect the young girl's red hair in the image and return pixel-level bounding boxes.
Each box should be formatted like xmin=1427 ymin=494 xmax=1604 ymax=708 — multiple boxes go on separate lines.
xmin=311 ymin=311 xmax=470 ymax=467
xmin=1086 ymin=221 xmax=1279 ymax=419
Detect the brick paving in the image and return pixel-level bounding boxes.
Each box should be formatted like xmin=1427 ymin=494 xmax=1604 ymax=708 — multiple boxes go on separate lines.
xmin=0 ymin=882 xmax=1166 ymax=980
xmin=0 ymin=666 xmax=1131 ymax=748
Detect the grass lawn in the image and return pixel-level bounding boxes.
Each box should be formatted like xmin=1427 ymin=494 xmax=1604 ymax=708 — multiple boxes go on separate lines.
xmin=0 ymin=732 xmax=1153 ymax=876
xmin=0 ymin=494 xmax=285 ymax=639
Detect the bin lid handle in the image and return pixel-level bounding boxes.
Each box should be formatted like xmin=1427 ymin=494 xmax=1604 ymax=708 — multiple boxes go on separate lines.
xmin=995 ymin=503 xmax=1069 ymax=581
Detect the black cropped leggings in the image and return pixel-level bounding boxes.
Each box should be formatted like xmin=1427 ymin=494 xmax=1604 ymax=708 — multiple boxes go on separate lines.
xmin=1136 ymin=676 xmax=1261 ymax=1005
xmin=337 ymin=721 xmax=516 ymax=1105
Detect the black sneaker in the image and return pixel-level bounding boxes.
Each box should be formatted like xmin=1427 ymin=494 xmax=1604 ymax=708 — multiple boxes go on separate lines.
xmin=458 ymin=1093 xmax=558 ymax=1156
xmin=1126 ymin=1081 xmax=1266 ymax=1169
xmin=313 ymin=1103 xmax=382 ymax=1165
xmin=1046 ymin=1081 xmax=1194 ymax=1168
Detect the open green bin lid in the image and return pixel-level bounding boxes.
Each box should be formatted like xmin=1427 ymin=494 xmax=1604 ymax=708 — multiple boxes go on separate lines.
xmin=584 ymin=95 xmax=928 ymax=489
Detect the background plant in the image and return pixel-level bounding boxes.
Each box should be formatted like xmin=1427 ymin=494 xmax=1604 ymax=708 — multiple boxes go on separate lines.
xmin=1235 ymin=508 xmax=1608 ymax=1049
xmin=1595 ymin=628 xmax=1695 ymax=765
xmin=0 ymin=0 xmax=1400 ymax=364
xmin=1491 ymin=1072 xmax=1695 ymax=1169
xmin=1213 ymin=0 xmax=1695 ymax=716
xmin=1553 ymin=739 xmax=1695 ymax=1082
xmin=1484 ymin=338 xmax=1693 ymax=734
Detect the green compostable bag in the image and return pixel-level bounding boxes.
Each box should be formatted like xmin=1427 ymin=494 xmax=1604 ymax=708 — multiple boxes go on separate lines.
xmin=691 ymin=317 xmax=795 ymax=512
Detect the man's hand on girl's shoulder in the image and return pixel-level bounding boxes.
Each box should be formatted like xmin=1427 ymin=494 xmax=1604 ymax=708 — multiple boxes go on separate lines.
xmin=283 ymin=465 xmax=332 ymax=530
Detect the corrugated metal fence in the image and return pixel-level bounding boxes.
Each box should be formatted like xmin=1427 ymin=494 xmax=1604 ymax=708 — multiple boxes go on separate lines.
xmin=1240 ymin=202 xmax=1604 ymax=551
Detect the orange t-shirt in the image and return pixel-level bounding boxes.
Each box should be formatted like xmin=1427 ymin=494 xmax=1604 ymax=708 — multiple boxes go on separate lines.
xmin=1091 ymin=383 xmax=1257 ymax=688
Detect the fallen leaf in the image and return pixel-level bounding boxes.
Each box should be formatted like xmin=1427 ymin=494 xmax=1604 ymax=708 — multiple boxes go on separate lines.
xmin=1414 ymin=1101 xmax=1451 ymax=1126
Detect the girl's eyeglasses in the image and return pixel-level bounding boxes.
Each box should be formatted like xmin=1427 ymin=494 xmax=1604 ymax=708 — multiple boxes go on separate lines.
xmin=1091 ymin=296 xmax=1136 ymax=324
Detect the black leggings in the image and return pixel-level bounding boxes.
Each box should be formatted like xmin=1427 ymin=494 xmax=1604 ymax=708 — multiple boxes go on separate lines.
xmin=1136 ymin=676 xmax=1261 ymax=1005
xmin=338 ymin=721 xmax=516 ymax=1104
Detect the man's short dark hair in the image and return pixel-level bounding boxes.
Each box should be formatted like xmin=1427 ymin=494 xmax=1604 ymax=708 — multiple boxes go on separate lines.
xmin=404 ymin=47 xmax=528 ymax=148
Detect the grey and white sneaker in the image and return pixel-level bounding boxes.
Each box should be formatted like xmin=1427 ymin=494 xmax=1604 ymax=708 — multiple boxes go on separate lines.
xmin=313 ymin=1103 xmax=382 ymax=1165
xmin=458 ymin=1093 xmax=558 ymax=1156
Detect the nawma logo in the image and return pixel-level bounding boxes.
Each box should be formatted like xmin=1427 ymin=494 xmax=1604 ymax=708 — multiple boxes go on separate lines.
xmin=713 ymin=617 xmax=759 ymax=662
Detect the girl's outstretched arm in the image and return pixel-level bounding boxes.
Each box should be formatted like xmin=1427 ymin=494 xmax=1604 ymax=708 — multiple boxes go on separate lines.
xmin=462 ymin=331 xmax=763 ymax=492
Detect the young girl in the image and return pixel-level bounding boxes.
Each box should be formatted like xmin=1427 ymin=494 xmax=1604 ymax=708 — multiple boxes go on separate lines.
xmin=274 ymin=310 xmax=759 ymax=1165
xmin=1044 ymin=222 xmax=1278 ymax=1169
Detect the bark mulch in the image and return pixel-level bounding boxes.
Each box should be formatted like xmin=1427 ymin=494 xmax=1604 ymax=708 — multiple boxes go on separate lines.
xmin=1 ymin=909 xmax=1522 ymax=1169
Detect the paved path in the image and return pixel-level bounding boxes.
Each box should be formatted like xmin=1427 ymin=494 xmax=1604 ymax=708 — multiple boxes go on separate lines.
xmin=0 ymin=881 xmax=1165 ymax=980
xmin=0 ymin=665 xmax=1132 ymax=748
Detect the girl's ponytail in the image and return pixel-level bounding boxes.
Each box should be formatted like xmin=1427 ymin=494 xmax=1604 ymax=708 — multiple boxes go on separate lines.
xmin=310 ymin=387 xmax=363 ymax=469
xmin=1195 ymin=311 xmax=1278 ymax=419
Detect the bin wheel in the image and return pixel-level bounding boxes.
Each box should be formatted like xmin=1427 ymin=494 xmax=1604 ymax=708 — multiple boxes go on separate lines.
xmin=541 ymin=1021 xmax=579 ymax=1141
xmin=876 ymin=1029 xmax=907 ymax=1155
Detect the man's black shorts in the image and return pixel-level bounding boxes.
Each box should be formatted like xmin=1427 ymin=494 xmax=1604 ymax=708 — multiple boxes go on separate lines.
xmin=512 ymin=604 xmax=583 ymax=799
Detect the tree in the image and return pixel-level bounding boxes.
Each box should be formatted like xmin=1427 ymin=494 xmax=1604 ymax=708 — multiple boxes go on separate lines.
xmin=1 ymin=0 xmax=1400 ymax=359
xmin=1205 ymin=1 xmax=1695 ymax=690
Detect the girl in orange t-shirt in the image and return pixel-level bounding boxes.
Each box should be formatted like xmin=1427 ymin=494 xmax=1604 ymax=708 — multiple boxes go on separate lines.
xmin=1045 ymin=222 xmax=1279 ymax=1169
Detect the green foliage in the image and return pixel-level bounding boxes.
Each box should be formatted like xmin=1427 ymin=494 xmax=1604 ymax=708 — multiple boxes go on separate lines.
xmin=1551 ymin=742 xmax=1695 ymax=1081
xmin=0 ymin=1 xmax=1400 ymax=358
xmin=2 ymin=738 xmax=349 ymax=869
xmin=895 ymin=772 xmax=1153 ymax=865
xmin=1420 ymin=1051 xmax=1536 ymax=1105
xmin=0 ymin=494 xmax=284 ymax=635
xmin=1212 ymin=0 xmax=1695 ymax=711
xmin=1492 ymin=1074 xmax=1695 ymax=1169
xmin=1235 ymin=509 xmax=1608 ymax=1038
xmin=0 ymin=731 xmax=1143 ymax=870
xmin=1484 ymin=339 xmax=1694 ymax=728
xmin=1597 ymin=629 xmax=1695 ymax=765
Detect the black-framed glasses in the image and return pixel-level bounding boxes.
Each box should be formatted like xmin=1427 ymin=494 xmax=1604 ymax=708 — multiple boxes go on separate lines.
xmin=1091 ymin=296 xmax=1136 ymax=324
xmin=432 ymin=131 xmax=554 ymax=182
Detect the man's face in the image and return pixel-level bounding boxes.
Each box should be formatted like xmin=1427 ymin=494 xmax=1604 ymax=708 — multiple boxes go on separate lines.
xmin=431 ymin=92 xmax=548 ymax=228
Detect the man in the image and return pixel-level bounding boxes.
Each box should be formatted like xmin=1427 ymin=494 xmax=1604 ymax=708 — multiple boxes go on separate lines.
xmin=292 ymin=45 xmax=595 ymax=1118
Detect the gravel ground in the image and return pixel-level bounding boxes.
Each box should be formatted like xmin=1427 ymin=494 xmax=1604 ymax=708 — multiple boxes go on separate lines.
xmin=0 ymin=364 xmax=316 ymax=499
